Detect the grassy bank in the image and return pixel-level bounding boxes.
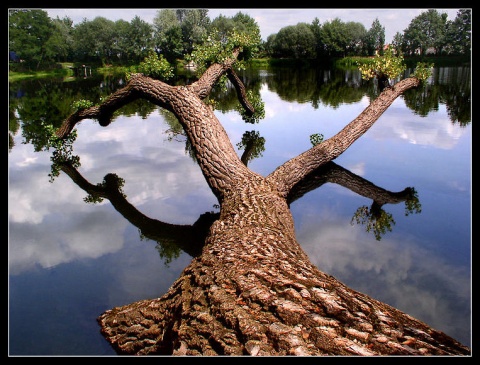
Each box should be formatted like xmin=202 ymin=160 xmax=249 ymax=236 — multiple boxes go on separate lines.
xmin=10 ymin=55 xmax=470 ymax=82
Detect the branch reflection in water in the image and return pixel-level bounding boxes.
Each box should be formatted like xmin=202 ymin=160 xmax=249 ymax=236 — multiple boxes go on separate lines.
xmin=56 ymin=152 xmax=420 ymax=265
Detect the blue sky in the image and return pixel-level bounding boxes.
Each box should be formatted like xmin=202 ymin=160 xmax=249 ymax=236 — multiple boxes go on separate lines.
xmin=41 ymin=8 xmax=462 ymax=43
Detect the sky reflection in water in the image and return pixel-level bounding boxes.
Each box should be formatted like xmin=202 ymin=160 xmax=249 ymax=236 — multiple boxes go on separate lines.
xmin=8 ymin=76 xmax=471 ymax=355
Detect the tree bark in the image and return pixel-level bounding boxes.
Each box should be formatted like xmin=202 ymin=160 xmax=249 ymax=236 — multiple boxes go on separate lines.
xmin=56 ymin=51 xmax=470 ymax=356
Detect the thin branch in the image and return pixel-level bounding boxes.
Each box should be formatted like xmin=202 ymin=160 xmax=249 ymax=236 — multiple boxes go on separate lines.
xmin=226 ymin=68 xmax=255 ymax=116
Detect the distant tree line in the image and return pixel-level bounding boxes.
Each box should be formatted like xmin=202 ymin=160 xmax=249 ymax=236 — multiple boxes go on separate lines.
xmin=9 ymin=8 xmax=471 ymax=71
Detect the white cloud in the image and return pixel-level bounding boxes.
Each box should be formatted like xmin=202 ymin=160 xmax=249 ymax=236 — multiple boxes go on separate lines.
xmin=8 ymin=110 xmax=217 ymax=274
xmin=296 ymin=208 xmax=470 ymax=338
xmin=370 ymin=102 xmax=468 ymax=149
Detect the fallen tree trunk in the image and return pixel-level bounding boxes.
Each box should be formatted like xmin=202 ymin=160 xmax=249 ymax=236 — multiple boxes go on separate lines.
xmin=56 ymin=49 xmax=470 ymax=356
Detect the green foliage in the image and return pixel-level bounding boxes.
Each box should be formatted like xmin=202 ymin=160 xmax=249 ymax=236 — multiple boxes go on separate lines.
xmin=152 ymin=238 xmax=182 ymax=267
xmin=403 ymin=188 xmax=422 ymax=216
xmin=9 ymin=9 xmax=56 ymax=69
xmin=446 ymin=9 xmax=471 ymax=55
xmin=270 ymin=23 xmax=316 ymax=59
xmin=403 ymin=9 xmax=447 ymax=56
xmin=336 ymin=57 xmax=365 ymax=68
xmin=46 ymin=126 xmax=79 ymax=182
xmin=187 ymin=28 xmax=260 ymax=76
xmin=236 ymin=130 xmax=266 ymax=164
xmin=356 ymin=45 xmax=406 ymax=81
xmin=412 ymin=62 xmax=434 ymax=82
xmin=351 ymin=205 xmax=395 ymax=241
xmin=236 ymin=90 xmax=265 ymax=124
xmin=126 ymin=51 xmax=174 ymax=81
xmin=356 ymin=45 xmax=434 ymax=85
xmin=318 ymin=18 xmax=349 ymax=57
xmin=71 ymin=99 xmax=94 ymax=111
xmin=350 ymin=188 xmax=422 ymax=241
xmin=9 ymin=9 xmax=470 ymax=72
xmin=72 ymin=17 xmax=116 ymax=64
xmin=83 ymin=174 xmax=126 ymax=204
xmin=309 ymin=133 xmax=324 ymax=146
xmin=363 ymin=18 xmax=385 ymax=56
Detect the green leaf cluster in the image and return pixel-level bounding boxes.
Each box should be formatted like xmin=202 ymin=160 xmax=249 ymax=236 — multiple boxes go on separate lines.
xmin=126 ymin=50 xmax=174 ymax=81
xmin=235 ymin=90 xmax=265 ymax=124
xmin=84 ymin=174 xmax=126 ymax=204
xmin=356 ymin=45 xmax=406 ymax=81
xmin=46 ymin=126 xmax=79 ymax=182
xmin=309 ymin=133 xmax=324 ymax=146
xmin=187 ymin=29 xmax=260 ymax=76
xmin=412 ymin=62 xmax=434 ymax=82
xmin=356 ymin=45 xmax=434 ymax=84
xmin=351 ymin=205 xmax=394 ymax=241
xmin=71 ymin=99 xmax=94 ymax=111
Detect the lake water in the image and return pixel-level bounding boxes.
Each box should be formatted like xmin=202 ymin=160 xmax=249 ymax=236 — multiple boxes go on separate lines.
xmin=8 ymin=65 xmax=471 ymax=355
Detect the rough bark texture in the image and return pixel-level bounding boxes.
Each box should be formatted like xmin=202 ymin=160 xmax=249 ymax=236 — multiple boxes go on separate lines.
xmin=56 ymin=51 xmax=470 ymax=356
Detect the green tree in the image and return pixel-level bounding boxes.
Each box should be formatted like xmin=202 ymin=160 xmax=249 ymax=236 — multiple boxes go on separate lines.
xmin=127 ymin=50 xmax=174 ymax=81
xmin=153 ymin=9 xmax=179 ymax=39
xmin=318 ymin=18 xmax=349 ymax=57
xmin=111 ymin=19 xmax=131 ymax=63
xmin=403 ymin=9 xmax=448 ymax=55
xmin=344 ymin=21 xmax=367 ymax=56
xmin=391 ymin=31 xmax=404 ymax=54
xmin=310 ymin=17 xmax=323 ymax=60
xmin=153 ymin=9 xmax=184 ymax=63
xmin=46 ymin=16 xmax=74 ymax=62
xmin=444 ymin=9 xmax=471 ymax=55
xmin=271 ymin=23 xmax=316 ymax=59
xmin=210 ymin=11 xmax=261 ymax=61
xmin=153 ymin=9 xmax=210 ymax=62
xmin=236 ymin=130 xmax=266 ymax=166
xmin=180 ymin=9 xmax=210 ymax=55
xmin=357 ymin=45 xmax=433 ymax=93
xmin=9 ymin=9 xmax=55 ymax=69
xmin=264 ymin=33 xmax=277 ymax=57
xmin=363 ymin=18 xmax=385 ymax=56
xmin=72 ymin=17 xmax=116 ymax=63
xmin=209 ymin=14 xmax=234 ymax=40
xmin=127 ymin=16 xmax=154 ymax=62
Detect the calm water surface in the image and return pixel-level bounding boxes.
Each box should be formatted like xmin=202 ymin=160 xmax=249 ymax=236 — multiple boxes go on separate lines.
xmin=8 ymin=65 xmax=471 ymax=355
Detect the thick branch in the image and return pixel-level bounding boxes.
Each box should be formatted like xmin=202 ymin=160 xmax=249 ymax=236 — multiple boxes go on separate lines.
xmin=267 ymin=77 xmax=421 ymax=198
xmin=188 ymin=48 xmax=241 ymax=99
xmin=55 ymin=86 xmax=138 ymax=138
xmin=55 ymin=74 xmax=174 ymax=139
xmin=55 ymin=51 xmax=259 ymax=204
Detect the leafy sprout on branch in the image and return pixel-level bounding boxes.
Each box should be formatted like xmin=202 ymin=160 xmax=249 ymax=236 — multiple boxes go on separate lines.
xmin=72 ymin=99 xmax=94 ymax=111
xmin=126 ymin=50 xmax=174 ymax=81
xmin=310 ymin=133 xmax=324 ymax=147
xmin=45 ymin=125 xmax=79 ymax=182
xmin=236 ymin=89 xmax=265 ymax=124
xmin=356 ymin=45 xmax=434 ymax=85
xmin=412 ymin=62 xmax=435 ymax=82
xmin=187 ymin=29 xmax=261 ymax=78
